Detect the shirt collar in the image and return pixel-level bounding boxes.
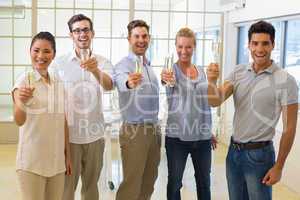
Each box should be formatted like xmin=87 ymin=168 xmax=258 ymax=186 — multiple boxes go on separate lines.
xmin=32 ymin=69 xmax=55 ymax=84
xmin=68 ymin=49 xmax=79 ymax=62
xmin=33 ymin=69 xmax=42 ymax=81
xmin=128 ymin=51 xmax=151 ymax=66
xmin=69 ymin=49 xmax=96 ymax=63
xmin=247 ymin=60 xmax=277 ymax=74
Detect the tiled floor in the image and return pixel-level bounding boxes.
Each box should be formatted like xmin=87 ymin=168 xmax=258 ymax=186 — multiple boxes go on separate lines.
xmin=1 ymin=142 xmax=300 ymax=200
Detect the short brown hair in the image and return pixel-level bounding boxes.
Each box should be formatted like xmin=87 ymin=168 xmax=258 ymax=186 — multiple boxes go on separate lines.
xmin=67 ymin=14 xmax=93 ymax=33
xmin=127 ymin=19 xmax=150 ymax=37
xmin=175 ymin=27 xmax=196 ymax=46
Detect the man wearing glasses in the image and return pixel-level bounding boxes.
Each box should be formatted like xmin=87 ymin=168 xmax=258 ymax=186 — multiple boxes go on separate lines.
xmin=52 ymin=14 xmax=113 ymax=200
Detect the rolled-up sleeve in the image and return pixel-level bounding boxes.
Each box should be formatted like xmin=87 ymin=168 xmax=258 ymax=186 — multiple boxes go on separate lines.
xmin=113 ymin=59 xmax=131 ymax=92
xmin=100 ymin=58 xmax=115 ymax=88
xmin=280 ymin=74 xmax=299 ymax=106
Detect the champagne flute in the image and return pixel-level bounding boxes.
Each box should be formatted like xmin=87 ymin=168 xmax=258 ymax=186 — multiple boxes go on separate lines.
xmin=164 ymin=54 xmax=175 ymax=87
xmin=24 ymin=67 xmax=36 ymax=105
xmin=212 ymin=40 xmax=220 ymax=63
xmin=79 ymin=48 xmax=91 ymax=81
xmin=26 ymin=67 xmax=35 ymax=89
xmin=135 ymin=55 xmax=143 ymax=74
xmin=211 ymin=40 xmax=222 ymax=136
xmin=134 ymin=56 xmax=143 ymax=89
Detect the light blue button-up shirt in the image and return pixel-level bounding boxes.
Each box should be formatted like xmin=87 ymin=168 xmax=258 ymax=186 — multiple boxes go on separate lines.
xmin=113 ymin=52 xmax=159 ymax=124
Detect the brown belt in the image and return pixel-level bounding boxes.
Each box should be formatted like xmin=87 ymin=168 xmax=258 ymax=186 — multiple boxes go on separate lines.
xmin=231 ymin=140 xmax=272 ymax=150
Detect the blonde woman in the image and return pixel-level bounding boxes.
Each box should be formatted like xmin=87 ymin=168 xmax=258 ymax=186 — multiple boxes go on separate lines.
xmin=161 ymin=27 xmax=216 ymax=200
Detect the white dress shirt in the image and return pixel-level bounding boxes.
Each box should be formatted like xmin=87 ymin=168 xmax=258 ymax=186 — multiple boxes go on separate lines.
xmin=52 ymin=50 xmax=113 ymax=144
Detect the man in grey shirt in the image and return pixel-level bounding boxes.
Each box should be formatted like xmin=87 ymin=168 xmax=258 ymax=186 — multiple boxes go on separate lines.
xmin=207 ymin=20 xmax=298 ymax=200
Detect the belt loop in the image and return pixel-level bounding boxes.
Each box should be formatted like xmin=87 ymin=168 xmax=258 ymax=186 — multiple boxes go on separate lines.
xmin=232 ymin=143 xmax=240 ymax=151
xmin=236 ymin=144 xmax=240 ymax=151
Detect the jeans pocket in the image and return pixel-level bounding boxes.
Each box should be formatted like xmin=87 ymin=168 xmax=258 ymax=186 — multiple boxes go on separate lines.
xmin=246 ymin=146 xmax=274 ymax=165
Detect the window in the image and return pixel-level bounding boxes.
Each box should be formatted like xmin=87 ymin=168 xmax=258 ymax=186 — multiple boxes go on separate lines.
xmin=271 ymin=21 xmax=282 ymax=64
xmin=284 ymin=19 xmax=300 ymax=101
xmin=0 ymin=0 xmax=223 ymax=121
xmin=237 ymin=26 xmax=249 ymax=64
xmin=0 ymin=0 xmax=32 ymax=121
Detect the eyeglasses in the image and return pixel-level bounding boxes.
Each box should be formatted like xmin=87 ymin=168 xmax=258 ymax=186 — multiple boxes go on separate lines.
xmin=71 ymin=27 xmax=91 ymax=35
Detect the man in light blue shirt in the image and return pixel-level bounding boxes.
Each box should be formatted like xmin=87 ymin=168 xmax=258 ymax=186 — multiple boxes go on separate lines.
xmin=113 ymin=19 xmax=161 ymax=200
xmin=114 ymin=52 xmax=159 ymax=123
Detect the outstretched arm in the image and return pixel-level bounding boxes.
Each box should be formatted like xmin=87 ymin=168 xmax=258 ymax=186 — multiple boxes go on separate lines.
xmin=206 ymin=63 xmax=233 ymax=107
xmin=81 ymin=57 xmax=114 ymax=90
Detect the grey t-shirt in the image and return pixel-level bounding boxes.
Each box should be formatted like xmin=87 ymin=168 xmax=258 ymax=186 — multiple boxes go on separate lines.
xmin=226 ymin=62 xmax=298 ymax=143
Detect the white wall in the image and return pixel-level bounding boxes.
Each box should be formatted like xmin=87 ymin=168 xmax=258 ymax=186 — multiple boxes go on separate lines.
xmin=221 ymin=0 xmax=300 ymax=193
xmin=228 ymin=0 xmax=300 ymax=23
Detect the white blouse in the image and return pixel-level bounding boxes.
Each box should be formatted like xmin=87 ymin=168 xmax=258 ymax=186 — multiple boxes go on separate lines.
xmin=13 ymin=70 xmax=66 ymax=177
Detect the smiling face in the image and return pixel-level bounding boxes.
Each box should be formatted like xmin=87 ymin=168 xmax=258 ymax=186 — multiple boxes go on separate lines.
xmin=128 ymin=26 xmax=150 ymax=56
xmin=176 ymin=36 xmax=195 ymax=64
xmin=30 ymin=39 xmax=55 ymax=71
xmin=69 ymin=19 xmax=94 ymax=51
xmin=248 ymin=33 xmax=274 ymax=70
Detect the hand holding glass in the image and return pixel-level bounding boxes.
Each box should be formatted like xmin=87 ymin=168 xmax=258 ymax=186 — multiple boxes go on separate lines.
xmin=23 ymin=68 xmax=35 ymax=105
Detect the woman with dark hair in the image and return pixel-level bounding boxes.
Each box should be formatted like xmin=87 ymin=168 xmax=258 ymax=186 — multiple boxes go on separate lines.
xmin=12 ymin=31 xmax=71 ymax=200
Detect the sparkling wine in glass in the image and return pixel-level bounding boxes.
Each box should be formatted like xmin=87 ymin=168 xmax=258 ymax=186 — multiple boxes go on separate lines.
xmin=134 ymin=56 xmax=143 ymax=89
xmin=24 ymin=67 xmax=36 ymax=105
xmin=79 ymin=48 xmax=91 ymax=81
xmin=212 ymin=41 xmax=221 ymax=63
xmin=80 ymin=48 xmax=90 ymax=62
xmin=26 ymin=68 xmax=35 ymax=89
xmin=135 ymin=56 xmax=143 ymax=74
xmin=164 ymin=54 xmax=175 ymax=87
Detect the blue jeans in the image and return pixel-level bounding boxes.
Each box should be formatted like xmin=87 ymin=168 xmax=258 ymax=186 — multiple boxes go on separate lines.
xmin=226 ymin=142 xmax=275 ymax=200
xmin=165 ymin=136 xmax=212 ymax=200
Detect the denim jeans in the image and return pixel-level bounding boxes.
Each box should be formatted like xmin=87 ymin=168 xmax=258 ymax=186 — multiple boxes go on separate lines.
xmin=226 ymin=142 xmax=275 ymax=200
xmin=165 ymin=136 xmax=212 ymax=200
